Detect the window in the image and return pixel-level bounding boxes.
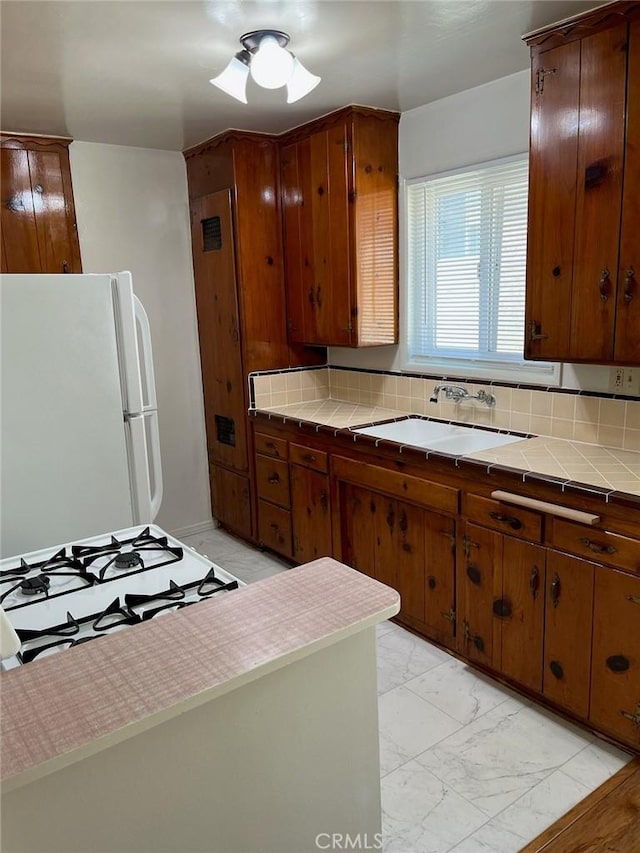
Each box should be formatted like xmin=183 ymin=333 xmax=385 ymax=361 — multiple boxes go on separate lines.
xmin=404 ymin=155 xmax=559 ymax=384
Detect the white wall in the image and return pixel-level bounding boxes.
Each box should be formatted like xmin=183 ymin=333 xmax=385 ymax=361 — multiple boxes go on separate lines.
xmin=329 ymin=70 xmax=615 ymax=395
xmin=69 ymin=142 xmax=211 ymax=535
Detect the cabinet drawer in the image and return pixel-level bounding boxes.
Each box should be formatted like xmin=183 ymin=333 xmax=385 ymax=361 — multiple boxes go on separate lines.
xmin=332 ymin=455 xmax=458 ymax=515
xmin=549 ymin=519 xmax=640 ymax=574
xmin=254 ymin=432 xmax=288 ymax=460
xmin=289 ymin=443 xmax=328 ymax=473
xmin=255 ymin=455 xmax=290 ymax=508
xmin=463 ymin=494 xmax=542 ymax=543
xmin=258 ymin=500 xmax=292 ymax=558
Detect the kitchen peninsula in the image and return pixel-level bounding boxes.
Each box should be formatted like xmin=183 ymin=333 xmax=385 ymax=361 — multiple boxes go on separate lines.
xmin=1 ymin=559 xmax=399 ymax=853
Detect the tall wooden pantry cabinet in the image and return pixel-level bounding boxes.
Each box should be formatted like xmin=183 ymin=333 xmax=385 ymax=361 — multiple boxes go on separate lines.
xmin=184 ymin=132 xmax=322 ymax=541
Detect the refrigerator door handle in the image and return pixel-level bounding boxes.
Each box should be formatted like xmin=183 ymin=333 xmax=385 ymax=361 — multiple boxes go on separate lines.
xmin=147 ymin=411 xmax=163 ymax=520
xmin=126 ymin=414 xmax=152 ymax=524
xmin=134 ymin=294 xmax=158 ymax=411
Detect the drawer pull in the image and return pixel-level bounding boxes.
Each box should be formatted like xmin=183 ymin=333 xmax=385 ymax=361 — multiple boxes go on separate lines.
xmin=301 ymin=453 xmax=316 ymax=463
xmin=490 ymin=491 xmax=599 ymax=525
xmin=606 ymin=655 xmax=630 ymax=673
xmin=493 ymin=598 xmax=512 ymax=619
xmin=627 ymin=595 xmax=640 ymax=606
xmin=579 ymin=537 xmax=616 ymax=555
xmin=550 ymin=573 xmax=561 ymax=607
xmin=529 ymin=565 xmax=540 ymax=600
xmin=466 ymin=565 xmax=482 ymax=586
xmin=488 ymin=511 xmax=522 ymax=530
xmin=265 ymin=441 xmax=277 ymax=451
xmin=549 ymin=660 xmax=564 ymax=680
xmin=621 ymin=704 xmax=640 ymax=727
xmin=267 ymin=473 xmax=280 ymax=485
xmin=440 ymin=531 xmax=456 ymax=551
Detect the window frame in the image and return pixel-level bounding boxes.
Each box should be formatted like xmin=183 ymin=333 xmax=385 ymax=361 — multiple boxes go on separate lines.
xmin=400 ymin=155 xmax=561 ymax=387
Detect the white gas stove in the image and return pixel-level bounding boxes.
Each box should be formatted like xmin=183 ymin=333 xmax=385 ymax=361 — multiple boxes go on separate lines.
xmin=0 ymin=525 xmax=243 ymax=670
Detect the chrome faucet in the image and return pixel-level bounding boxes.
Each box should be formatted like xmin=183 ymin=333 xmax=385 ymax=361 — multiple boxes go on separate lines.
xmin=430 ymin=384 xmax=496 ymax=407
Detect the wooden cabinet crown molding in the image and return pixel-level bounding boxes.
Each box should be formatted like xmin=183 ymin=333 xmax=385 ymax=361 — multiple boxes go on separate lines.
xmin=523 ymin=0 xmax=640 ymax=50
xmin=182 ymin=104 xmax=399 ymax=158
xmin=1 ymin=132 xmax=73 ymax=151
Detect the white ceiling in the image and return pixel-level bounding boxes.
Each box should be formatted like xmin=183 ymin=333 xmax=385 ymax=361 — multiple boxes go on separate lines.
xmin=1 ymin=0 xmax=597 ymax=151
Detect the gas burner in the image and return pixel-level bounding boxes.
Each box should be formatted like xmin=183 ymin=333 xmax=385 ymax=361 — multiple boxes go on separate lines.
xmin=20 ymin=575 xmax=50 ymax=596
xmin=114 ymin=551 xmax=142 ymax=570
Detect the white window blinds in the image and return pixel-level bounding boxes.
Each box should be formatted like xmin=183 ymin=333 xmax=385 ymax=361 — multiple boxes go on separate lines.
xmin=407 ymin=156 xmax=540 ymax=374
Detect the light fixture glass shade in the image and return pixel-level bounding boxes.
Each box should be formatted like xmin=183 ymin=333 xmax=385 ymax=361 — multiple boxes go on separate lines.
xmin=250 ymin=34 xmax=295 ymax=89
xmin=210 ymin=54 xmax=249 ymax=103
xmin=286 ymin=57 xmax=321 ymax=103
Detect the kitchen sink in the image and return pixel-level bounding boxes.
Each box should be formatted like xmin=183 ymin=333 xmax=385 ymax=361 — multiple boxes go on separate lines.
xmin=353 ymin=417 xmax=526 ymax=455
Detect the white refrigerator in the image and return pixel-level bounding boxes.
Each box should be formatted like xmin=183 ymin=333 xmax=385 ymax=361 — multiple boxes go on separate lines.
xmin=1 ymin=272 xmax=162 ymax=558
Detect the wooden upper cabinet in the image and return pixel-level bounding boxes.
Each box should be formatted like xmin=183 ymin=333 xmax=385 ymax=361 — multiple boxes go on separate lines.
xmin=0 ymin=134 xmax=82 ymax=274
xmin=616 ymin=18 xmax=640 ymax=363
xmin=280 ymin=107 xmax=399 ymax=347
xmin=524 ymin=4 xmax=639 ymax=365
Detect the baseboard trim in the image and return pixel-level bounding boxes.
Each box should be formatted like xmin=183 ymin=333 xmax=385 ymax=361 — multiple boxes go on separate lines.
xmin=170 ymin=519 xmax=218 ymax=540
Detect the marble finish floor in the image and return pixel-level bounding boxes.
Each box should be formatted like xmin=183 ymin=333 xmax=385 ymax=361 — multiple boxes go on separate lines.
xmin=181 ymin=526 xmax=632 ymax=853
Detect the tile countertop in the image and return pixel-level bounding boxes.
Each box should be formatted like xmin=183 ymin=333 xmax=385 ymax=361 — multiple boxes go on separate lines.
xmin=0 ymin=558 xmax=400 ymax=793
xmin=253 ymin=400 xmax=640 ymax=500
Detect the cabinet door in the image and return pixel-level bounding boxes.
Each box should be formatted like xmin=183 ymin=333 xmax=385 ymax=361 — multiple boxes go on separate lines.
xmin=590 ymin=568 xmax=640 ymax=749
xmin=543 ymin=551 xmax=594 ymax=718
xmin=308 ymin=125 xmax=352 ymax=345
xmin=395 ymin=501 xmax=425 ymax=626
xmin=190 ymin=191 xmax=248 ymax=473
xmin=615 ymin=19 xmax=640 ymax=364
xmin=569 ymin=24 xmax=627 ymax=361
xmin=281 ymin=141 xmax=310 ymax=343
xmin=291 ymin=465 xmax=332 ymax=562
xmin=424 ymin=511 xmax=456 ymax=645
xmin=338 ymin=482 xmax=376 ymax=579
xmin=28 ymin=149 xmax=81 ymax=273
xmin=457 ymin=523 xmax=501 ymax=667
xmin=373 ymin=494 xmax=399 ymax=591
xmin=525 ymin=41 xmax=580 ymax=360
xmin=0 ymin=147 xmax=41 ymax=272
xmin=210 ymin=464 xmax=252 ymax=541
xmin=500 ymin=539 xmax=546 ymax=692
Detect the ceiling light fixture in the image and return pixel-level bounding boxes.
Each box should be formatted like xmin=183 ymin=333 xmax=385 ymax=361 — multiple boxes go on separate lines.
xmin=210 ymin=30 xmax=321 ymax=104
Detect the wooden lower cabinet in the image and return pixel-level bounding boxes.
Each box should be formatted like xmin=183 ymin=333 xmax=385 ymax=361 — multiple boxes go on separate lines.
xmin=290 ymin=465 xmax=332 ymax=562
xmin=590 ymin=568 xmax=640 ymax=749
xmin=543 ymin=551 xmax=594 ymax=719
xmin=252 ymin=419 xmax=640 ymax=752
xmin=210 ymin=464 xmax=252 ymax=541
xmin=458 ymin=525 xmax=546 ymax=691
xmin=338 ymin=481 xmax=455 ymax=645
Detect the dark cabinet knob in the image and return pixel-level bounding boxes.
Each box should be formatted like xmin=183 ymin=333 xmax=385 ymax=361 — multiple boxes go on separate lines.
xmin=606 ymin=655 xmax=630 ymax=673
xmin=549 ymin=660 xmax=564 ymax=680
xmin=466 ymin=565 xmax=482 ymax=586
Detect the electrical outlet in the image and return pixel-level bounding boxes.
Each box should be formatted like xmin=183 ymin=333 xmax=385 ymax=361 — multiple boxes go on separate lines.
xmin=610 ymin=367 xmax=640 ymax=395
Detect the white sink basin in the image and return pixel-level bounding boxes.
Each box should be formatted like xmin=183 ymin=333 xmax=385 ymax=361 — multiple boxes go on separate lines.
xmin=353 ymin=418 xmax=525 ymax=455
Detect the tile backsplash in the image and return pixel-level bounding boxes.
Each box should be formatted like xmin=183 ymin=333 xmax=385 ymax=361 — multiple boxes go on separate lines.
xmin=251 ymin=367 xmax=640 ymax=453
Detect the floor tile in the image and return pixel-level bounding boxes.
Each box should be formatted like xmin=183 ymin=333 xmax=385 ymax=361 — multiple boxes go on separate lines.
xmin=448 ymin=819 xmax=526 ymax=853
xmin=377 ymin=629 xmax=452 ymax=695
xmin=376 ymin=620 xmax=399 ymax=639
xmin=560 ymin=740 xmax=631 ymax=790
xmin=487 ymin=767 xmax=591 ymax=842
xmin=382 ymin=760 xmax=487 ymax=853
xmin=379 ymin=685 xmax=461 ymax=776
xmin=405 ymin=658 xmax=518 ymax=726
xmin=417 ymin=698 xmax=592 ymax=817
